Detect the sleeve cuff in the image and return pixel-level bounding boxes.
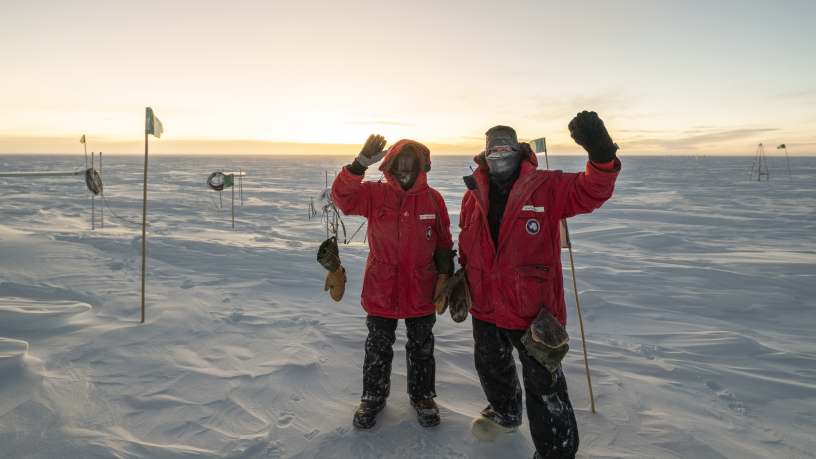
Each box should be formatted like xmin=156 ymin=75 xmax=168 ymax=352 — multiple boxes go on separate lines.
xmin=346 ymin=159 xmax=367 ymax=176
xmin=590 ymin=158 xmax=620 ymax=172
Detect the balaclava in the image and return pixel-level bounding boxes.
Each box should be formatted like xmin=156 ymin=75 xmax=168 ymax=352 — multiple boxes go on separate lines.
xmin=391 ymin=146 xmax=419 ymax=191
xmin=484 ymin=125 xmax=522 ymax=182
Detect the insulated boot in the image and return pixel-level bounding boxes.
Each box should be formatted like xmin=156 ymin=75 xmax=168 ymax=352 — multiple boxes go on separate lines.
xmin=352 ymin=399 xmax=386 ymax=429
xmin=411 ymin=398 xmax=440 ymax=427
xmin=470 ymin=405 xmax=520 ymax=441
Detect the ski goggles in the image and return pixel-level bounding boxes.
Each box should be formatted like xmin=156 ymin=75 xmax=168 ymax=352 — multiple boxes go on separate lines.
xmin=486 ymin=145 xmax=519 ymax=155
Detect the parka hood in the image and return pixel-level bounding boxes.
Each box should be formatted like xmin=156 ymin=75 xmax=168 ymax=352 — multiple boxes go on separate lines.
xmin=379 ymin=139 xmax=432 ymax=193
xmin=379 ymin=139 xmax=432 ymax=173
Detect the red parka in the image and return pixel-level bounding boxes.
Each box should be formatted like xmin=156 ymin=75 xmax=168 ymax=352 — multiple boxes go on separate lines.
xmin=458 ymin=151 xmax=620 ymax=330
xmin=332 ymin=140 xmax=454 ymax=319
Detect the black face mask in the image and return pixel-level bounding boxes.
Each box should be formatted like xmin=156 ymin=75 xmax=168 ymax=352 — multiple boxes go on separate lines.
xmin=392 ymin=151 xmax=418 ymax=191
xmin=485 ymin=146 xmax=521 ymax=183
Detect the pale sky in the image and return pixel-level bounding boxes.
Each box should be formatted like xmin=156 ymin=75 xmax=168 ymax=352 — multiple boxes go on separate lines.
xmin=1 ymin=0 xmax=814 ymax=154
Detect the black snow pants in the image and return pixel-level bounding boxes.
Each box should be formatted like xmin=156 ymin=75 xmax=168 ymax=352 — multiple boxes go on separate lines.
xmin=473 ymin=317 xmax=579 ymax=459
xmin=362 ymin=314 xmax=436 ymax=402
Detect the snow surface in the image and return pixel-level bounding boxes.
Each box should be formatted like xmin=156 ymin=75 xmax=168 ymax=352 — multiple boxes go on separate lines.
xmin=0 ymin=154 xmax=814 ymax=458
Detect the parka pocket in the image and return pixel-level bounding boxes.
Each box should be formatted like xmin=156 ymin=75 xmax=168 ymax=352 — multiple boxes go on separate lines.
xmin=414 ymin=262 xmax=438 ymax=305
xmin=362 ymin=258 xmax=397 ymax=310
xmin=515 ymin=264 xmax=552 ymax=319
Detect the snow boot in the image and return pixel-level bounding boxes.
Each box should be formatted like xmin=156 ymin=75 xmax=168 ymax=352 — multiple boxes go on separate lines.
xmin=470 ymin=405 xmax=519 ymax=441
xmin=352 ymin=399 xmax=386 ymax=429
xmin=411 ymin=398 xmax=440 ymax=427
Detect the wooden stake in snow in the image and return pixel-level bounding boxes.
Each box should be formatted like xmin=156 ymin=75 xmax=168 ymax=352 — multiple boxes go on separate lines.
xmin=777 ymin=144 xmax=792 ymax=180
xmin=99 ymin=152 xmax=104 ymax=229
xmin=207 ymin=170 xmax=246 ymax=229
xmin=532 ymin=136 xmax=597 ymax=414
xmin=141 ymin=107 xmax=163 ymax=324
xmin=0 ymin=170 xmax=84 ymax=178
xmin=91 ymin=152 xmax=96 ymax=230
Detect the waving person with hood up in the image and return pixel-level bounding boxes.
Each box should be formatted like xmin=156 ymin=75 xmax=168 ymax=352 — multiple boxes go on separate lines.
xmin=332 ymin=135 xmax=454 ymax=430
xmin=449 ymin=112 xmax=621 ymax=459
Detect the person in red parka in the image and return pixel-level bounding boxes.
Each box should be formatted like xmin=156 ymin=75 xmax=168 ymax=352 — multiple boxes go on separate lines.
xmin=332 ymin=134 xmax=454 ymax=430
xmin=457 ymin=112 xmax=621 ymax=459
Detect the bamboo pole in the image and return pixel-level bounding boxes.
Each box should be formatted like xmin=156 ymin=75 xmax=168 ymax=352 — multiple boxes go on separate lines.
xmin=140 ymin=132 xmax=148 ymax=324
xmin=99 ymin=152 xmax=104 ymax=229
xmin=91 ymin=152 xmax=95 ymax=230
xmin=541 ymin=139 xmax=596 ymax=413
xmin=783 ymin=146 xmax=792 ymax=180
xmin=231 ymin=177 xmax=235 ymax=230
xmin=564 ymin=224 xmax=596 ymax=413
xmin=0 ymin=170 xmax=83 ymax=177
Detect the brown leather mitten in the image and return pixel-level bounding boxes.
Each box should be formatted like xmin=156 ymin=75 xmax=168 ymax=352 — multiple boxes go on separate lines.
xmin=433 ymin=274 xmax=450 ymax=314
xmin=324 ymin=266 xmax=347 ymax=302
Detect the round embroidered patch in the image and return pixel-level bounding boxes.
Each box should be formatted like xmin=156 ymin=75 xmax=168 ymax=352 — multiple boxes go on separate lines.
xmin=426 ymin=226 xmax=433 ymax=240
xmin=526 ymin=218 xmax=540 ymax=235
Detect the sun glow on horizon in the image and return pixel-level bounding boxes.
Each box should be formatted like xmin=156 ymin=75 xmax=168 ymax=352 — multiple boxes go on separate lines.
xmin=1 ymin=1 xmax=814 ymax=155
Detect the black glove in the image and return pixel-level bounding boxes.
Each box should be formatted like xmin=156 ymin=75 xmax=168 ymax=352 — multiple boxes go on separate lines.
xmin=433 ymin=249 xmax=455 ymax=276
xmin=317 ymin=237 xmax=341 ymax=272
xmin=520 ymin=308 xmax=569 ymax=372
xmin=568 ymin=111 xmax=618 ymax=163
xmin=443 ymin=268 xmax=472 ymax=322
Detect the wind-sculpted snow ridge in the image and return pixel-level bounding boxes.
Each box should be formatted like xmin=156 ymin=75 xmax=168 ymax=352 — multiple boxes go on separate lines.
xmin=0 ymin=155 xmax=814 ymax=458
xmin=0 ymin=337 xmax=28 ymax=369
xmin=0 ymin=297 xmax=92 ymax=331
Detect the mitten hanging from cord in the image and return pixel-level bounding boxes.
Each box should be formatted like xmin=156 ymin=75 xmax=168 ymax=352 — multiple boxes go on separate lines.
xmin=317 ymin=236 xmax=346 ymax=302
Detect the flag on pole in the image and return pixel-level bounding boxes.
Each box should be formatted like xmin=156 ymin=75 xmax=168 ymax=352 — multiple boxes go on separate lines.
xmin=80 ymin=134 xmax=86 ymax=144
xmin=777 ymin=144 xmax=786 ymax=149
xmin=146 ymin=107 xmax=164 ymax=138
xmin=531 ymin=137 xmax=547 ymax=154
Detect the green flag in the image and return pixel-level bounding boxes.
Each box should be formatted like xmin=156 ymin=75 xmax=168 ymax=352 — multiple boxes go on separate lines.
xmin=146 ymin=107 xmax=164 ymax=138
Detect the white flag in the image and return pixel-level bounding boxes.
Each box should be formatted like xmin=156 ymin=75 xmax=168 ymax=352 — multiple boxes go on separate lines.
xmin=146 ymin=107 xmax=163 ymax=138
xmin=80 ymin=134 xmax=86 ymax=144
xmin=531 ymin=137 xmax=546 ymax=154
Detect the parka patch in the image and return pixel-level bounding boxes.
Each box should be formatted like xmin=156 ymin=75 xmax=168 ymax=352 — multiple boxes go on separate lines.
xmin=419 ymin=214 xmax=436 ymax=220
xmin=526 ymin=218 xmax=541 ymax=235
xmin=522 ymin=204 xmax=546 ymax=212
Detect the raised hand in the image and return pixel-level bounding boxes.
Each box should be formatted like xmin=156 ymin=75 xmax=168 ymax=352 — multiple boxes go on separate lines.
xmin=568 ymin=111 xmax=618 ymax=163
xmin=355 ymin=134 xmax=387 ymax=168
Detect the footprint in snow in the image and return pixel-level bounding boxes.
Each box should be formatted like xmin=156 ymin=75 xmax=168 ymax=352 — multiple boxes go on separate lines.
xmin=277 ymin=412 xmax=295 ymax=428
xmin=705 ymin=380 xmax=746 ymax=415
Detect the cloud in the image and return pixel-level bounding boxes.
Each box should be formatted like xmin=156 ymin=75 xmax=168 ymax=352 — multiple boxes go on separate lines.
xmin=523 ymin=90 xmax=638 ymax=121
xmin=620 ymin=127 xmax=779 ymax=152
xmin=773 ymin=88 xmax=816 ymax=100
xmin=347 ymin=119 xmax=416 ymax=127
